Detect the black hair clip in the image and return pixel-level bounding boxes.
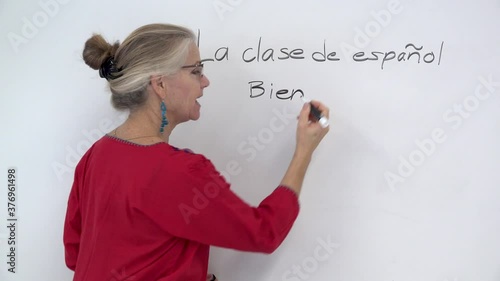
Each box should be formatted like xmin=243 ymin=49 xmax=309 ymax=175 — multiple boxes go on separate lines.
xmin=99 ymin=56 xmax=123 ymax=80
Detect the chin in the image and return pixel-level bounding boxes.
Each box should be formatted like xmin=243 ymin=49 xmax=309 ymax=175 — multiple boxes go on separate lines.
xmin=190 ymin=109 xmax=201 ymax=121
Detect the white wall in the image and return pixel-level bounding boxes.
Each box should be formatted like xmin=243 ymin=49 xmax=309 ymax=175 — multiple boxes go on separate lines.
xmin=1 ymin=0 xmax=500 ymax=280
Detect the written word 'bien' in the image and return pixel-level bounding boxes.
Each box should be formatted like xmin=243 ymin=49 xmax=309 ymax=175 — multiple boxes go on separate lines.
xmin=248 ymin=81 xmax=304 ymax=101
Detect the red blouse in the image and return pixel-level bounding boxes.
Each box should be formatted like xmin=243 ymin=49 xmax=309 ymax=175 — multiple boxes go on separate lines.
xmin=63 ymin=134 xmax=300 ymax=281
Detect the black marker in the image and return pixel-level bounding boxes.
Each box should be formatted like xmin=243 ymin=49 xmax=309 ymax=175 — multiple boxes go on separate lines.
xmin=301 ymin=97 xmax=329 ymax=128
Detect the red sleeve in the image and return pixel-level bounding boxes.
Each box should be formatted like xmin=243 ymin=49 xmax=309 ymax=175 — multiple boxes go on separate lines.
xmin=63 ymin=154 xmax=85 ymax=271
xmin=137 ymin=153 xmax=300 ymax=254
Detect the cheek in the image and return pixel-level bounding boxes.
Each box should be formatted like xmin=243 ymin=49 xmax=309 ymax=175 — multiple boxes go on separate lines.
xmin=184 ymin=90 xmax=199 ymax=111
xmin=168 ymin=76 xmax=200 ymax=111
xmin=189 ymin=88 xmax=200 ymax=102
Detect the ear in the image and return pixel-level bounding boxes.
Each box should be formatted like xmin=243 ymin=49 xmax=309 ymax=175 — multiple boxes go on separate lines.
xmin=149 ymin=75 xmax=167 ymax=99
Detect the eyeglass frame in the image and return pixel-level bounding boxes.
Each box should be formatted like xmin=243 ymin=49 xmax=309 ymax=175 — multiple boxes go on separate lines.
xmin=148 ymin=61 xmax=206 ymax=85
xmin=181 ymin=61 xmax=205 ymax=78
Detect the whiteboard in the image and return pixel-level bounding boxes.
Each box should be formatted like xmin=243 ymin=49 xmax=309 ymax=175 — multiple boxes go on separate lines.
xmin=1 ymin=0 xmax=500 ymax=280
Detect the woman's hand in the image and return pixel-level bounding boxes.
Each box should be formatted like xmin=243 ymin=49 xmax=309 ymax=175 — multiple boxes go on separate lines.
xmin=295 ymin=100 xmax=330 ymax=157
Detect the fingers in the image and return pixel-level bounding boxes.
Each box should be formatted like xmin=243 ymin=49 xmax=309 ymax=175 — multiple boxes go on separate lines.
xmin=298 ymin=100 xmax=331 ymax=130
xmin=310 ymin=100 xmax=330 ymax=119
xmin=298 ymin=102 xmax=311 ymax=126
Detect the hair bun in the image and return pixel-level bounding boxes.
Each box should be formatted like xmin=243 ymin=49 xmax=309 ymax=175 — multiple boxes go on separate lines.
xmin=82 ymin=34 xmax=120 ymax=71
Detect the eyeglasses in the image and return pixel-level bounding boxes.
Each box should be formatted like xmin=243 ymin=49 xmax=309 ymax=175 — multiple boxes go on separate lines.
xmin=181 ymin=61 xmax=204 ymax=78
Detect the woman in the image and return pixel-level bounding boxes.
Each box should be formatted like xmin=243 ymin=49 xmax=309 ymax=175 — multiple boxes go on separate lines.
xmin=63 ymin=23 xmax=329 ymax=281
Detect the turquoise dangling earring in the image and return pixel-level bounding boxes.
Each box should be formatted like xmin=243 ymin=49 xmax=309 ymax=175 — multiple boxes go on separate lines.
xmin=160 ymin=100 xmax=168 ymax=133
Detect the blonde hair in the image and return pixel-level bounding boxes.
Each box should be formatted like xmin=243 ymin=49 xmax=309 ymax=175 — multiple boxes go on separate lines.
xmin=82 ymin=23 xmax=196 ymax=110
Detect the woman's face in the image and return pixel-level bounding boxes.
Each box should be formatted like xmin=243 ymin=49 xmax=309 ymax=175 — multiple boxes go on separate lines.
xmin=165 ymin=42 xmax=210 ymax=124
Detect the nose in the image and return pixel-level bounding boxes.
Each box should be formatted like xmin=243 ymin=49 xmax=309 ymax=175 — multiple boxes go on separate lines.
xmin=201 ymin=75 xmax=210 ymax=88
